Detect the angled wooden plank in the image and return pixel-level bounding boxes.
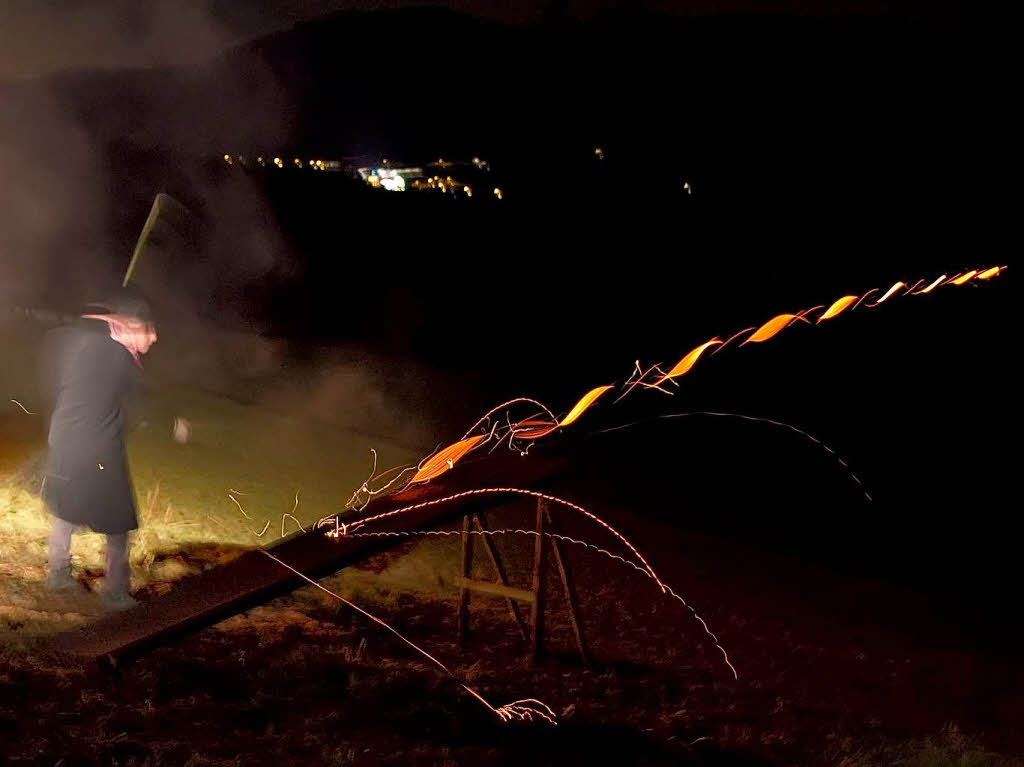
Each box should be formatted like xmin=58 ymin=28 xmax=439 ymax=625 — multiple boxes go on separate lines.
xmin=459 ymin=578 xmax=536 ymax=604
xmin=43 ymin=449 xmax=572 ymax=665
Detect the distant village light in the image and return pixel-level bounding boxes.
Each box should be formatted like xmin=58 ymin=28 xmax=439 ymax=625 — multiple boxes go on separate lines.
xmin=273 ymin=157 xmax=283 ymax=168
xmin=223 ymin=154 xmax=232 ymax=164
xmin=380 ymin=173 xmax=405 ymax=191
xmin=493 ymin=187 xmax=503 ymax=200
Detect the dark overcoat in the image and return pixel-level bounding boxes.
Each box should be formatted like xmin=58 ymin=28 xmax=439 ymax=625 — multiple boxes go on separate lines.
xmin=40 ymin=320 xmax=141 ymax=534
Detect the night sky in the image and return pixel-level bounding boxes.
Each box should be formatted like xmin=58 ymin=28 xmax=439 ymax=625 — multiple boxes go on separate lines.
xmin=0 ymin=0 xmax=999 ymax=78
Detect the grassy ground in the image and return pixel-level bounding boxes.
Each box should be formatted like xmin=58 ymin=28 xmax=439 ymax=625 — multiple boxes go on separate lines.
xmin=0 ymin=318 xmax=422 ymax=636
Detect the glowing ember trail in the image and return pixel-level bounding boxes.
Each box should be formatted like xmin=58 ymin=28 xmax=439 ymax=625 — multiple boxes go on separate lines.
xmin=871 ymin=281 xmax=906 ymax=306
xmin=410 ymin=435 xmax=488 ymax=483
xmin=460 ymin=398 xmax=559 ymax=440
xmin=851 ymin=289 xmax=878 ymax=310
xmin=915 ymin=274 xmax=946 ymax=294
xmin=655 ymin=339 xmax=722 ymax=384
xmin=817 ymin=295 xmax=859 ymax=323
xmin=509 ymin=420 xmax=560 ymax=440
xmin=333 ymin=265 xmax=1004 ymax=503
xmin=410 ymin=388 xmax=615 ymax=484
xmin=950 ymin=270 xmax=979 ymax=286
xmin=712 ymin=326 xmax=757 ymax=355
xmin=558 ymin=384 xmax=614 ymax=427
xmin=977 ymin=265 xmax=1006 ymax=280
xmin=743 ymin=313 xmax=801 ymax=344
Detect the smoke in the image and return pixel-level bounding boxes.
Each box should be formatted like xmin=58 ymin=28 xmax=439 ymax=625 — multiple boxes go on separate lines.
xmin=0 ymin=4 xmax=210 ymax=304
xmin=0 ymin=84 xmax=112 ymax=307
xmin=0 ymin=1 xmax=234 ymax=80
xmin=0 ymin=2 xmax=482 ymax=454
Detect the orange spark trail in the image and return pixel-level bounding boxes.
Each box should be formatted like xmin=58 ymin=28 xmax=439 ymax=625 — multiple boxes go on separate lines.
xmin=743 ymin=313 xmax=800 ymax=344
xmin=655 ymin=339 xmax=722 ymax=384
xmin=418 ymin=388 xmax=614 ymax=483
xmin=559 ymin=385 xmax=614 ymax=427
xmin=397 ymin=264 xmax=1003 ymax=490
xmin=460 ymin=398 xmax=559 ymax=440
xmin=410 ymin=435 xmax=488 ymax=483
xmin=509 ymin=420 xmax=559 ymax=440
xmin=870 ymin=281 xmax=906 ymax=306
xmin=851 ymin=289 xmax=878 ymax=310
xmin=977 ymin=266 xmax=1006 ymax=280
xmin=914 ymin=274 xmax=946 ymax=294
xmin=794 ymin=305 xmax=825 ymax=322
xmin=817 ymin=295 xmax=858 ymax=323
xmin=712 ymin=326 xmax=756 ymax=355
xmin=616 ymin=361 xmax=675 ymax=401
xmin=900 ymin=278 xmax=924 ymax=296
xmin=950 ymin=270 xmax=978 ymax=285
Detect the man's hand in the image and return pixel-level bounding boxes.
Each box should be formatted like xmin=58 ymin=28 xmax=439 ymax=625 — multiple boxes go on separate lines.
xmin=172 ymin=417 xmax=191 ymax=444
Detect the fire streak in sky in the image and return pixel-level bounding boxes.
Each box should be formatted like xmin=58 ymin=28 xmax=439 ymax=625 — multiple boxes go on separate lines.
xmin=363 ymin=264 xmax=1007 ymax=493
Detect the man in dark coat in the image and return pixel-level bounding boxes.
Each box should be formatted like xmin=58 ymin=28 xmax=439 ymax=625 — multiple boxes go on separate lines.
xmin=41 ymin=289 xmax=157 ymax=610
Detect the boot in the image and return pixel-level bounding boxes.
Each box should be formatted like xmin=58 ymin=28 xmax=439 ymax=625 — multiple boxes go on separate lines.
xmin=44 ymin=565 xmax=77 ymax=593
xmin=99 ymin=588 xmax=138 ymax=611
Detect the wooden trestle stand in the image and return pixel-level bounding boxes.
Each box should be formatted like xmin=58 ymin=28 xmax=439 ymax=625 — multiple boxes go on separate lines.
xmin=456 ymin=498 xmax=588 ymax=665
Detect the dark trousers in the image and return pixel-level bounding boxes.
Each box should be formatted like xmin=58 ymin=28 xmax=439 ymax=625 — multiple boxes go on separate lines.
xmin=48 ymin=517 xmax=130 ymax=595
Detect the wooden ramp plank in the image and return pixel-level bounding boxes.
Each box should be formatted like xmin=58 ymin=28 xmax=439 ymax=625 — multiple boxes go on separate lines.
xmin=43 ymin=449 xmax=572 ymax=664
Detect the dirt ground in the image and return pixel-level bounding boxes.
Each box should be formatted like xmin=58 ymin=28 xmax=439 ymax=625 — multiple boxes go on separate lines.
xmin=2 ymin=508 xmax=1023 ymax=766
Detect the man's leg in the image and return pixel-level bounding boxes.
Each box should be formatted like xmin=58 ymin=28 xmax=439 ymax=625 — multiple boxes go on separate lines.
xmin=104 ymin=532 xmax=131 ymax=596
xmin=45 ymin=517 xmax=76 ymax=591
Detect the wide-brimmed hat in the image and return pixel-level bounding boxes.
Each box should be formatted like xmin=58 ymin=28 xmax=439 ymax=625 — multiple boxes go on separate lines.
xmin=84 ymin=285 xmax=153 ymax=323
